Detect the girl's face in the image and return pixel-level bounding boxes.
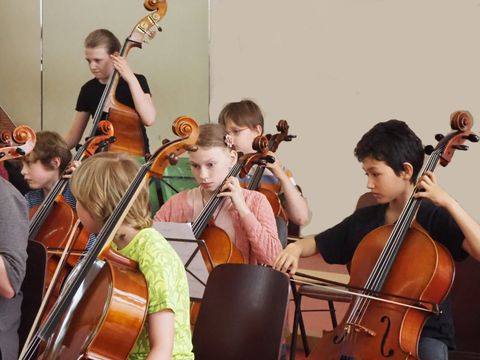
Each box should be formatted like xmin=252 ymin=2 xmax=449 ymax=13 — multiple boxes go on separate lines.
xmin=189 ymin=146 xmax=237 ymax=194
xmin=362 ymin=157 xmax=411 ymax=204
xmin=21 ymin=158 xmax=60 ymax=192
xmin=76 ymin=201 xmax=103 ymax=234
xmin=84 ymin=46 xmax=114 ymax=84
xmin=224 ymin=119 xmax=262 ymax=154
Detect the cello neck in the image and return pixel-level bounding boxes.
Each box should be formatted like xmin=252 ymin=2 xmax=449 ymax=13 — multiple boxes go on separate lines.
xmin=191 ymin=160 xmax=244 ymax=238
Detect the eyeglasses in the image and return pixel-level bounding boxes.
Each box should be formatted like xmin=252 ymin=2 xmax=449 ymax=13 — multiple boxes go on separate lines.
xmin=226 ymin=127 xmax=249 ymax=136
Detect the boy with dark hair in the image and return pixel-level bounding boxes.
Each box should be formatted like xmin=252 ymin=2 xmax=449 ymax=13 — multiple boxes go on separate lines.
xmin=274 ymin=119 xmax=480 ymax=359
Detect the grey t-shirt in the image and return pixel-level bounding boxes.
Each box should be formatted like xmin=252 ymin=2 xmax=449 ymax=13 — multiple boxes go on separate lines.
xmin=0 ymin=177 xmax=28 ymax=360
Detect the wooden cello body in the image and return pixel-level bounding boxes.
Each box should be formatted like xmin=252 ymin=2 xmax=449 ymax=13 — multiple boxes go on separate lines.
xmin=308 ymin=111 xmax=478 ymax=359
xmin=41 ymin=250 xmax=148 ymax=359
xmin=310 ymin=223 xmax=454 ymax=359
xmin=21 ymin=116 xmax=200 ymax=360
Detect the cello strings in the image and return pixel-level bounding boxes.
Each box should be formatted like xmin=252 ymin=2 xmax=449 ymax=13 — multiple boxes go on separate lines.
xmin=191 ymin=161 xmax=243 ymax=238
xmin=343 ymin=149 xmax=440 ymax=340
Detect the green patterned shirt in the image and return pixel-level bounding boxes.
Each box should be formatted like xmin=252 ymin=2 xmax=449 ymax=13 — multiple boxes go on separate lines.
xmin=113 ymin=228 xmax=194 ymax=360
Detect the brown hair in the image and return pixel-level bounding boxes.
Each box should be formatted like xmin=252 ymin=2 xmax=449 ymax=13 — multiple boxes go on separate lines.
xmin=70 ymin=152 xmax=152 ymax=230
xmin=24 ymin=131 xmax=72 ymax=173
xmin=84 ymin=29 xmax=121 ymax=54
xmin=217 ymin=99 xmax=264 ymax=129
xmin=195 ymin=123 xmax=234 ymax=150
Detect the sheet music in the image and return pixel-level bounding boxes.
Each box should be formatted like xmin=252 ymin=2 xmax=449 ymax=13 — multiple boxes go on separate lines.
xmin=153 ymin=221 xmax=210 ymax=299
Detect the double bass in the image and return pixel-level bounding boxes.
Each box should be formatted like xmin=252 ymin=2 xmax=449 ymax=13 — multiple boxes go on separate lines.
xmin=20 ymin=116 xmax=199 ymax=360
xmin=307 ymin=111 xmax=479 ymax=359
xmin=88 ymin=0 xmax=167 ymax=157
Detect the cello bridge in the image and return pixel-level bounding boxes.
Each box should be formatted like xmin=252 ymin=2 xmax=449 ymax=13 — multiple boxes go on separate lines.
xmin=345 ymin=323 xmax=376 ymax=337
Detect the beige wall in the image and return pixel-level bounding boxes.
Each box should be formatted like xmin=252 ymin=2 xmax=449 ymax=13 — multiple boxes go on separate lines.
xmin=209 ymin=0 xmax=480 ymax=235
xmin=0 ymin=0 xmax=209 ymax=149
xmin=3 ymin=1 xmax=480 ymax=236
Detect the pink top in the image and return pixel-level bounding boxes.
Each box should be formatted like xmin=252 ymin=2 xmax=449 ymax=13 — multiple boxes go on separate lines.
xmin=155 ymin=187 xmax=282 ymax=265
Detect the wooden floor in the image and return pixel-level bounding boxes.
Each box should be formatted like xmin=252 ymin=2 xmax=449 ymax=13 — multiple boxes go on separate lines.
xmin=285 ymin=253 xmax=350 ymax=359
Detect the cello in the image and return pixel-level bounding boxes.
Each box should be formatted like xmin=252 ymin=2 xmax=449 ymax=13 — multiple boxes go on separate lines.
xmin=244 ymin=119 xmax=296 ymax=223
xmin=88 ymin=0 xmax=167 ymax=157
xmin=0 ymin=125 xmax=36 ymax=161
xmin=192 ymin=135 xmax=272 ymax=271
xmin=19 ymin=122 xmax=116 ymax=352
xmin=20 ymin=116 xmax=199 ymax=360
xmin=307 ymin=111 xmax=479 ymax=359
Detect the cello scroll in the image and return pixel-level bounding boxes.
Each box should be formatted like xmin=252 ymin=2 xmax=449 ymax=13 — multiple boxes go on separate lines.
xmin=0 ymin=125 xmax=36 ymax=161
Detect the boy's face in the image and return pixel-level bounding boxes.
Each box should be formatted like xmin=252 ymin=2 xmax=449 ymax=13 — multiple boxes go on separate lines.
xmin=84 ymin=46 xmax=114 ymax=84
xmin=189 ymin=146 xmax=237 ymax=195
xmin=224 ymin=119 xmax=262 ymax=154
xmin=21 ymin=158 xmax=60 ymax=191
xmin=76 ymin=201 xmax=102 ymax=234
xmin=362 ymin=157 xmax=411 ymax=204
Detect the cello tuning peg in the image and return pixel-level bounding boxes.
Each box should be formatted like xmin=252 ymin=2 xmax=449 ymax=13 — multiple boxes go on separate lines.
xmin=15 ymin=147 xmax=25 ymax=156
xmin=168 ymin=153 xmax=178 ymax=165
xmin=0 ymin=152 xmax=5 ymax=158
xmin=286 ymin=135 xmax=297 ymax=141
xmin=466 ymin=133 xmax=480 ymax=143
xmin=265 ymin=155 xmax=276 ymax=164
xmin=453 ymin=144 xmax=469 ymax=151
xmin=435 ymin=134 xmax=444 ymax=141
xmin=424 ymin=145 xmax=435 ymax=155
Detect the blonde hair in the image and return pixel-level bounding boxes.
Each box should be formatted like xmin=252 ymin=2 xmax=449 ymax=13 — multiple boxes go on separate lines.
xmin=70 ymin=152 xmax=152 ymax=230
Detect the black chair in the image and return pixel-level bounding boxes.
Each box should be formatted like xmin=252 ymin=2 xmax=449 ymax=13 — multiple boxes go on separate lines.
xmin=18 ymin=240 xmax=47 ymax=351
xmin=290 ymin=193 xmax=377 ymax=359
xmin=192 ymin=263 xmax=289 ymax=360
xmin=449 ymin=256 xmax=480 ymax=359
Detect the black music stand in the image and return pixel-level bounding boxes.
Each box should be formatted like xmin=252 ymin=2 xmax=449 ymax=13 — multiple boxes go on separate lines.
xmin=153 ymin=222 xmax=212 ymax=300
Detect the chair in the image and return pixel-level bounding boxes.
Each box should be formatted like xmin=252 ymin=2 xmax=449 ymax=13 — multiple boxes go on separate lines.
xmin=290 ymin=192 xmax=377 ymax=359
xmin=18 ymin=240 xmax=47 ymax=350
xmin=192 ymin=263 xmax=289 ymax=360
xmin=448 ymin=256 xmax=480 ymax=359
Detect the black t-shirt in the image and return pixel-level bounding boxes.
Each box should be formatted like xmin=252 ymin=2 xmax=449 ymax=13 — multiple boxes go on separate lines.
xmin=315 ymin=201 xmax=468 ymax=348
xmin=75 ymin=74 xmax=151 ymax=153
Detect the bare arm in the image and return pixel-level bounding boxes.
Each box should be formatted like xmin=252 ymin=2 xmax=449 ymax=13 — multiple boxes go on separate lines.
xmin=0 ymin=256 xmax=15 ymax=299
xmin=111 ymin=54 xmax=156 ymax=126
xmin=415 ymin=171 xmax=480 ymax=261
xmin=266 ymin=154 xmax=311 ymax=225
xmin=64 ymin=111 xmax=90 ymax=149
xmin=146 ymin=310 xmax=175 ymax=360
xmin=273 ymin=235 xmax=318 ymax=274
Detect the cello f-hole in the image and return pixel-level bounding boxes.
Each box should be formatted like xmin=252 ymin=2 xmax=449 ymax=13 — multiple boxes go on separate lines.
xmin=380 ymin=315 xmax=394 ymax=357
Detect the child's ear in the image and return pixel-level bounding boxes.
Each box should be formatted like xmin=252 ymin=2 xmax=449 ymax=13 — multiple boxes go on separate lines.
xmin=50 ymin=157 xmax=62 ymax=170
xmin=230 ymin=149 xmax=238 ymax=165
xmin=401 ymin=162 xmax=414 ymax=180
xmin=254 ymin=125 xmax=263 ymax=136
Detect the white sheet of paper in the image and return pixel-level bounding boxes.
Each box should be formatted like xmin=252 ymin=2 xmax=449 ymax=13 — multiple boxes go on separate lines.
xmin=153 ymin=221 xmax=209 ymax=299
